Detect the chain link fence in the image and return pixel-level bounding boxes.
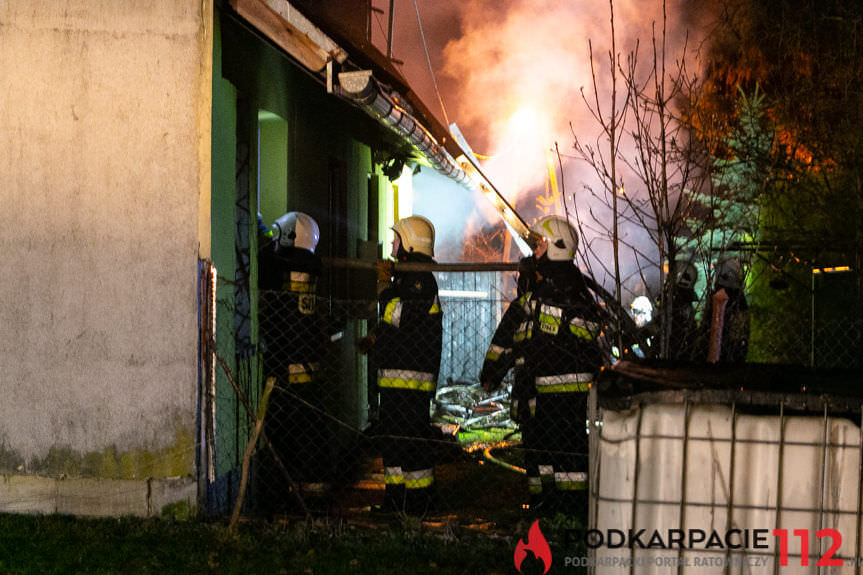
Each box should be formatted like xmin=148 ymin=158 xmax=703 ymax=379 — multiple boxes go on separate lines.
xmin=243 ymin=271 xmax=532 ymax=520
xmin=2 ymin=265 xmax=858 ymax=523
xmin=204 ymin=268 xmax=863 ymax=525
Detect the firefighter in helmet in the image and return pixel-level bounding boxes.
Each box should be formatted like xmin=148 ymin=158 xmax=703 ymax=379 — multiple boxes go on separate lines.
xmin=668 ymin=259 xmax=699 ymax=361
xmin=258 ymin=211 xmax=332 ymax=509
xmin=359 ymin=215 xmax=443 ymax=515
xmin=702 ymin=256 xmax=749 ymax=363
xmin=481 ymin=215 xmax=605 ymax=514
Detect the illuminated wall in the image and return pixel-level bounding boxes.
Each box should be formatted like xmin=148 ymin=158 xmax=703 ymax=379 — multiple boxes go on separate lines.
xmin=379 ymin=165 xmax=415 ymax=258
xmin=0 ymin=1 xmax=210 ymax=509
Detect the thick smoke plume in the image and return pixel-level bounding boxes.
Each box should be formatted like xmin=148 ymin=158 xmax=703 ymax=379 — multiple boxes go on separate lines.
xmin=394 ymin=1 xmax=715 ymax=295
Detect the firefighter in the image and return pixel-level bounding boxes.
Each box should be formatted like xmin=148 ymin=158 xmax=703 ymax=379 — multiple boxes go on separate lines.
xmin=702 ymin=256 xmax=749 ymax=363
xmin=359 ymin=215 xmax=443 ymax=515
xmin=481 ymin=215 xmax=605 ymax=515
xmin=668 ymin=259 xmax=699 ymax=361
xmin=258 ymin=211 xmax=331 ymax=509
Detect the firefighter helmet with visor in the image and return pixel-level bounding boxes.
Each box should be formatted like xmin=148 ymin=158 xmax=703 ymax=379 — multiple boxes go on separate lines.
xmin=676 ymin=260 xmax=698 ymax=289
xmin=272 ymin=212 xmax=320 ymax=253
xmin=531 ymin=215 xmax=578 ymax=261
xmin=392 ymin=215 xmax=435 ymax=258
xmin=715 ymin=257 xmax=743 ymax=290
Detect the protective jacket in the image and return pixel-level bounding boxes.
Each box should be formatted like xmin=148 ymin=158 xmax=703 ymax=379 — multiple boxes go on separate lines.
xmin=481 ymin=261 xmax=604 ymax=397
xmin=375 ymin=253 xmax=443 ymax=393
xmin=481 ymin=259 xmax=604 ymax=508
xmin=374 ymin=251 xmax=442 ymax=514
xmin=669 ymin=285 xmax=698 ymax=361
xmin=259 ymin=246 xmax=325 ymax=383
xmin=258 ymin=245 xmax=330 ymax=502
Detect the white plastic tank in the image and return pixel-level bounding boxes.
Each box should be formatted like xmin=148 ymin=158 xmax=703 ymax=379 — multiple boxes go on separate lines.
xmin=591 ymin=362 xmax=863 ymax=574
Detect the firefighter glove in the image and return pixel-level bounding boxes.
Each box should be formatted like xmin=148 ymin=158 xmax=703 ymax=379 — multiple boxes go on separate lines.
xmin=376 ymin=260 xmax=394 ymax=282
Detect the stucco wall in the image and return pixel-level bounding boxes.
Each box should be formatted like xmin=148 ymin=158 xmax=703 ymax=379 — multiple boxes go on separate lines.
xmin=0 ymin=1 xmax=211 ymax=479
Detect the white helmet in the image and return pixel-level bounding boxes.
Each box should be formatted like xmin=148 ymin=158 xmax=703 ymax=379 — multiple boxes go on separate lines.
xmin=532 ymin=215 xmax=578 ymax=261
xmin=675 ymin=260 xmax=698 ymax=289
xmin=715 ymin=257 xmax=743 ymax=290
xmin=272 ymin=212 xmax=320 ymax=253
xmin=392 ymin=215 xmax=435 ymax=257
xmin=630 ymin=295 xmax=653 ymax=328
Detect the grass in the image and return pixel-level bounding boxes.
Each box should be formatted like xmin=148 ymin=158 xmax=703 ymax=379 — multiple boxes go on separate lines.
xmin=0 ymin=513 xmax=516 ymax=575
xmin=0 ymin=446 xmax=587 ymax=574
xmin=0 ymin=511 xmax=586 ymax=574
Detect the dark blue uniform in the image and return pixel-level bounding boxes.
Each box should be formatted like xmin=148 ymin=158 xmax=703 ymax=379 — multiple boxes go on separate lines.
xmin=481 ymin=260 xmax=604 ymax=512
xmin=259 ymin=246 xmax=331 ymax=500
xmin=373 ymin=252 xmax=442 ymax=514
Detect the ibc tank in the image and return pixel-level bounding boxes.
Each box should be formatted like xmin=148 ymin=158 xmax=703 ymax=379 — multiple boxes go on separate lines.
xmin=590 ymin=361 xmax=863 ymax=575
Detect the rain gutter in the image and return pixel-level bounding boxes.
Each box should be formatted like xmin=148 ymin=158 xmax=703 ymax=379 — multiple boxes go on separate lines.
xmin=337 ymin=70 xmax=533 ymax=255
xmin=337 ymin=70 xmax=471 ymax=186
xmin=228 ymin=0 xmax=533 ymax=253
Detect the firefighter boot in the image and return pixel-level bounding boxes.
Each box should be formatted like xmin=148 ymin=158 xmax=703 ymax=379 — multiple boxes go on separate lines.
xmin=405 ymin=485 xmax=433 ymax=516
xmin=382 ymin=483 xmax=406 ymax=513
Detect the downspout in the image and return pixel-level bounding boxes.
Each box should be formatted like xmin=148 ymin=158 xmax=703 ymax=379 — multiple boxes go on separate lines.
xmin=338 ymin=70 xmax=470 ymax=186
xmin=337 ymin=69 xmax=532 ymax=256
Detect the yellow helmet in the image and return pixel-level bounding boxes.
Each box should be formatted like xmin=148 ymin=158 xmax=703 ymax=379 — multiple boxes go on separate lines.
xmin=392 ymin=215 xmax=435 ymax=257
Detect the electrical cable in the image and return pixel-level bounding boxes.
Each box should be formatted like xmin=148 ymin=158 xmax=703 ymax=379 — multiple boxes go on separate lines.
xmin=413 ymin=0 xmax=450 ymax=127
xmin=372 ymin=10 xmax=388 ymax=46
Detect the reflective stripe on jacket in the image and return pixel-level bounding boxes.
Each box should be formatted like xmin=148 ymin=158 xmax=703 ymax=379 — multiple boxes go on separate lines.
xmin=377 ymin=368 xmax=437 ymax=393
xmin=375 ymin=267 xmax=443 ymax=386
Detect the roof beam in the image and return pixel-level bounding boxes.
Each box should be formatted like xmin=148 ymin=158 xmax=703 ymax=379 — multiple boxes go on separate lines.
xmin=229 ymin=0 xmax=332 ymax=73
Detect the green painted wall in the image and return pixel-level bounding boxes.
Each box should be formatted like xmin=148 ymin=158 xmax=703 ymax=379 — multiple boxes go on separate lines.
xmin=211 ymin=12 xmax=240 ymax=478
xmin=258 ymin=111 xmax=288 ymax=226
xmin=210 ymin=9 xmax=404 ymax=483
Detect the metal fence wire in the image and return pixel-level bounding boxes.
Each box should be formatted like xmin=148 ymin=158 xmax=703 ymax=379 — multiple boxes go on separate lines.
xmin=208 ymin=269 xmax=863 ymax=523
xmin=589 ymin=363 xmax=863 ymax=574
xmin=3 ymin=267 xmax=860 ymax=524
xmin=247 ymin=275 xmax=548 ymax=519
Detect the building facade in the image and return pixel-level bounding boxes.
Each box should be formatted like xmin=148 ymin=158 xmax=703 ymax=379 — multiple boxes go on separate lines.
xmin=0 ymin=0 xmax=471 ymax=516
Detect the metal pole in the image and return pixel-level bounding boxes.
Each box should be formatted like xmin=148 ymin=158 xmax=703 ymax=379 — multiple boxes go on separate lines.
xmin=629 ymin=405 xmax=644 ymax=575
xmin=323 ymin=257 xmax=520 ymax=273
xmin=818 ymin=404 xmax=829 ymax=575
xmin=676 ymin=400 xmax=691 ymax=575
xmin=855 ymin=405 xmax=863 ymax=575
xmin=588 ymin=384 xmax=602 ymax=575
xmin=386 ymin=0 xmax=395 ymax=60
xmin=724 ymin=402 xmax=738 ymax=567
xmin=811 ymin=270 xmax=816 ymax=367
xmin=773 ymin=401 xmax=786 ymax=575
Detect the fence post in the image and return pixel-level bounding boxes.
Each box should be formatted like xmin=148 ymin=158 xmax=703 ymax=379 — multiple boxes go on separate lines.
xmin=230 ymin=376 xmax=276 ymax=530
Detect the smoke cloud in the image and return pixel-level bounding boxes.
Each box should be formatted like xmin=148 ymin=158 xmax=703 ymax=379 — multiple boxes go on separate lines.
xmin=392 ymin=0 xmax=715 ymax=297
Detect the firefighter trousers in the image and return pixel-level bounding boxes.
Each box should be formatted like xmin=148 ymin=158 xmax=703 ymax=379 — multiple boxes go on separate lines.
xmin=378 ymin=387 xmax=435 ymax=515
xmin=526 ymin=391 xmax=588 ymax=515
xmin=264 ymin=382 xmax=332 ymax=507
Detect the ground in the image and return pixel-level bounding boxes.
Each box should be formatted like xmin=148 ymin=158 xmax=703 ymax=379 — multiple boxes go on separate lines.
xmin=0 ymin=511 xmax=585 ymax=574
xmin=0 ymin=440 xmax=587 ymax=574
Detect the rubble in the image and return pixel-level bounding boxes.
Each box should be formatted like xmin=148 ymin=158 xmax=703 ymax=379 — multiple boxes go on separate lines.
xmin=432 ymin=378 xmax=515 ymax=432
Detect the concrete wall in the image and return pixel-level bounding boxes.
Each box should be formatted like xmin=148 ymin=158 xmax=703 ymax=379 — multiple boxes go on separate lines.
xmin=0 ymin=1 xmax=212 ymax=484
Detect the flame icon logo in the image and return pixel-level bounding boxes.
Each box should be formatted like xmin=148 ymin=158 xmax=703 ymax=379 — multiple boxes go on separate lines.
xmin=514 ymin=520 xmax=552 ymax=574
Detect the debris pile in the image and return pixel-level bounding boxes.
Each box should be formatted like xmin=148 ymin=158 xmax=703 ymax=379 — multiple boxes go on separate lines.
xmin=432 ymin=378 xmax=515 ymax=431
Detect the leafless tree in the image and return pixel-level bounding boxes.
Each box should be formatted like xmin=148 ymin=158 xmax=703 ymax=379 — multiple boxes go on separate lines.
xmin=569 ymin=0 xmax=743 ymax=358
